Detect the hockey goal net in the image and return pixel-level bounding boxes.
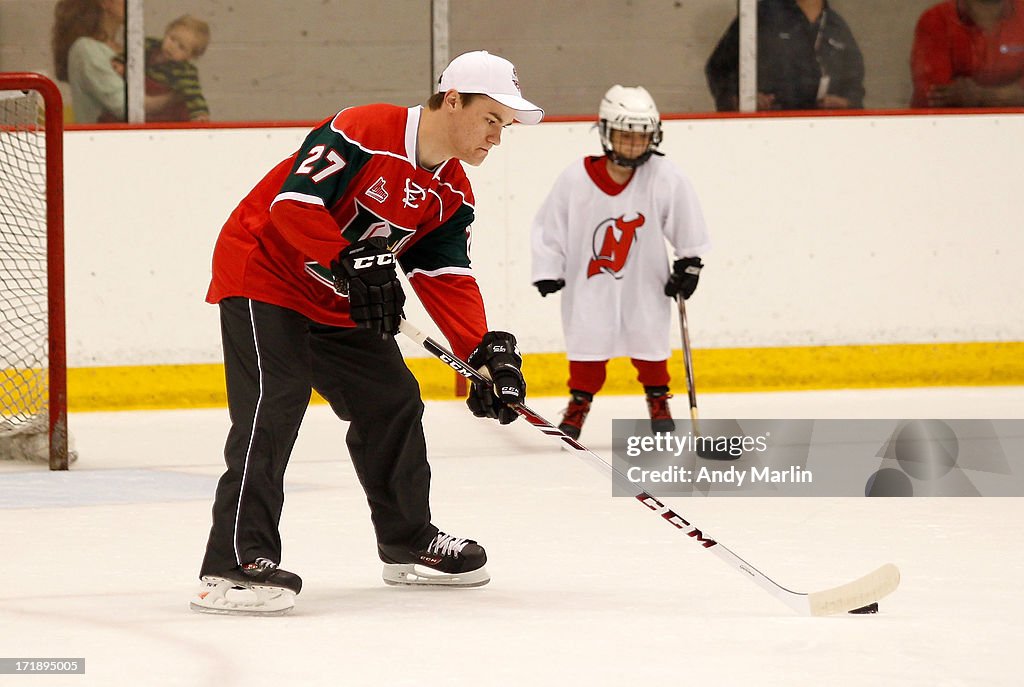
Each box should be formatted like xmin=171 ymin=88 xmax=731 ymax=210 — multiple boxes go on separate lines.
xmin=0 ymin=73 xmax=70 ymax=470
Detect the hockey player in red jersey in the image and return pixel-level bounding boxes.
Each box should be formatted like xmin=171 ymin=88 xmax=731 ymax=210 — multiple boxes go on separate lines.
xmin=531 ymin=85 xmax=710 ymax=440
xmin=191 ymin=51 xmax=543 ymax=615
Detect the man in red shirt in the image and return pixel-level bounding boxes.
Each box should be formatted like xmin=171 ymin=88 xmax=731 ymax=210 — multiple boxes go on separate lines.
xmin=912 ymin=0 xmax=1024 ymax=107
xmin=191 ymin=51 xmax=543 ymax=615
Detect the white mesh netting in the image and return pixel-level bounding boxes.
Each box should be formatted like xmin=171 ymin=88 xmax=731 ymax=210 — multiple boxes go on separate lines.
xmin=0 ymin=87 xmax=55 ymax=462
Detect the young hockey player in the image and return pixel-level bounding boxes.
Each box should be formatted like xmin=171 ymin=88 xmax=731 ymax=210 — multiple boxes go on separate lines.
xmin=531 ymin=85 xmax=711 ymax=440
xmin=192 ymin=51 xmax=543 ymax=615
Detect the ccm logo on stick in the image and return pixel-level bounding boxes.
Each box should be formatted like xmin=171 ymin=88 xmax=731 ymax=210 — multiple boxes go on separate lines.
xmin=439 ymin=352 xmax=472 ymax=377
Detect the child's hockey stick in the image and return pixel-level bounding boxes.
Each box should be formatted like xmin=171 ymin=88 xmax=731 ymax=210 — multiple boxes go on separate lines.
xmin=399 ymin=319 xmax=900 ymax=616
xmin=675 ymin=295 xmax=735 ymax=461
xmin=677 ymin=295 xmax=702 ymax=435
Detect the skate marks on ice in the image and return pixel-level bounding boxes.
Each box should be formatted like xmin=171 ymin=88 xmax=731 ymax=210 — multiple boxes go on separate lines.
xmin=0 ymin=468 xmax=324 ymax=509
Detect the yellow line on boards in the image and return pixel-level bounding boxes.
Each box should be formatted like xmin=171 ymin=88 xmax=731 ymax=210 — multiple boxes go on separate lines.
xmin=60 ymin=341 xmax=1024 ymax=412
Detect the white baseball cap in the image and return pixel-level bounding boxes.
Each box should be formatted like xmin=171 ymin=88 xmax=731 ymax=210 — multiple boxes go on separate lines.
xmin=437 ymin=51 xmax=544 ymax=125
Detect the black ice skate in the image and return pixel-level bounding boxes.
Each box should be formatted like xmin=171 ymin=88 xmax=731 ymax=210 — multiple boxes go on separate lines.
xmin=645 ymin=387 xmax=676 ymax=433
xmin=378 ymin=531 xmax=489 ymax=587
xmin=190 ymin=558 xmax=302 ymax=616
xmin=558 ymin=391 xmax=593 ymax=440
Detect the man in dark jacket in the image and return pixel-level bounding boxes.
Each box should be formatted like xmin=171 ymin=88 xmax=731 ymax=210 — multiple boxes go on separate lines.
xmin=706 ymin=0 xmax=865 ymax=111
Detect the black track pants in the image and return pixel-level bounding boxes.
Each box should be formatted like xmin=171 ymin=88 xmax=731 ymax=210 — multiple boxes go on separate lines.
xmin=200 ymin=298 xmax=436 ymax=577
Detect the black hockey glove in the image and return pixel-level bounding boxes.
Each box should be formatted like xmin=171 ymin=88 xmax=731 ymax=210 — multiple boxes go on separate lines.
xmin=664 ymin=257 xmax=703 ymax=300
xmin=534 ymin=279 xmax=565 ymax=297
xmin=331 ymin=237 xmax=406 ymax=337
xmin=466 ymin=331 xmax=526 ymax=425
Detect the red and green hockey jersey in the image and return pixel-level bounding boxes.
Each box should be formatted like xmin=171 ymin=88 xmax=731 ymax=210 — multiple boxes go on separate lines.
xmin=207 ymin=104 xmax=488 ymax=358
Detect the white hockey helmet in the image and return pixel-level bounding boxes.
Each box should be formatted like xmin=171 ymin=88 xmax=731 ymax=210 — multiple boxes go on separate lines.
xmin=598 ymin=85 xmax=663 ymax=167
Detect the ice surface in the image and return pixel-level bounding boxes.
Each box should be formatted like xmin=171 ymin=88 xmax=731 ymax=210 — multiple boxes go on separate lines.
xmin=2 ymin=387 xmax=1021 ymax=686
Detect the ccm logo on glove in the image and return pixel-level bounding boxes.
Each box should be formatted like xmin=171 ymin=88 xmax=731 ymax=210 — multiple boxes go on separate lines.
xmin=350 ymin=253 xmax=396 ymax=270
xmin=331 ymin=237 xmax=405 ymax=337
xmin=466 ymin=331 xmax=526 ymax=425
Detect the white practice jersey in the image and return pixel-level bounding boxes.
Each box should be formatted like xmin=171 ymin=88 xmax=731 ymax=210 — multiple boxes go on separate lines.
xmin=531 ymin=155 xmax=711 ymax=360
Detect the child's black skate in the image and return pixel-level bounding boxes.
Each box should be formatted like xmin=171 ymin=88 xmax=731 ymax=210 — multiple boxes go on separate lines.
xmin=558 ymin=390 xmax=593 ymax=440
xmin=645 ymin=387 xmax=676 ymax=433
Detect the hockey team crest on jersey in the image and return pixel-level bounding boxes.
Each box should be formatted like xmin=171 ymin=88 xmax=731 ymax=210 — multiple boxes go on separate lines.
xmin=587 ymin=213 xmax=645 ymax=278
xmin=340 ymin=199 xmax=416 ymax=251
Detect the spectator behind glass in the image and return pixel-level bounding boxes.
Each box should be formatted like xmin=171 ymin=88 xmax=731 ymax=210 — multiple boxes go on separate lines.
xmin=52 ymin=0 xmax=176 ymax=123
xmin=113 ymin=16 xmax=212 ymax=122
xmin=705 ymin=0 xmax=865 ymax=111
xmin=51 ymin=0 xmax=127 ymax=123
xmin=911 ymin=0 xmax=1024 ymax=107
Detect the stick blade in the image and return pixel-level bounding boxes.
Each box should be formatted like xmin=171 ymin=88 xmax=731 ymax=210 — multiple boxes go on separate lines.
xmin=806 ymin=563 xmax=901 ymax=616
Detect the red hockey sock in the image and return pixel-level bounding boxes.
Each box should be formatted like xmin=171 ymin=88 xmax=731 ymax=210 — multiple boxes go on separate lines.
xmin=631 ymin=358 xmax=670 ymax=389
xmin=567 ymin=360 xmax=608 ymax=396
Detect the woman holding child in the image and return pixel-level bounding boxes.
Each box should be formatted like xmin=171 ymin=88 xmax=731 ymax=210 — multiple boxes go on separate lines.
xmin=52 ymin=1 xmax=209 ymax=123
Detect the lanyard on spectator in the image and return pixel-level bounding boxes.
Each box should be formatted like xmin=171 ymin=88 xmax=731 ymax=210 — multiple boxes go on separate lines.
xmin=813 ymin=9 xmax=831 ymax=101
xmin=813 ymin=9 xmax=828 ymax=68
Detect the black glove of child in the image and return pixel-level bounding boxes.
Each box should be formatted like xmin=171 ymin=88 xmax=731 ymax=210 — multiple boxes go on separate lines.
xmin=331 ymin=237 xmax=406 ymax=337
xmin=534 ymin=279 xmax=565 ymax=297
xmin=465 ymin=331 xmax=526 ymax=425
xmin=664 ymin=257 xmax=703 ymax=300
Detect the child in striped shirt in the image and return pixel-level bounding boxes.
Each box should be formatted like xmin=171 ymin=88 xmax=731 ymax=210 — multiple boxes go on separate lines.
xmin=113 ymin=15 xmax=211 ymax=121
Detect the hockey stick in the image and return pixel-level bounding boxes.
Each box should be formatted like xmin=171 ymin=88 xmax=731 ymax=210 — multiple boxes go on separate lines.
xmin=399 ymin=319 xmax=900 ymax=616
xmin=675 ymin=295 xmax=738 ymax=461
xmin=676 ymin=295 xmax=702 ymax=435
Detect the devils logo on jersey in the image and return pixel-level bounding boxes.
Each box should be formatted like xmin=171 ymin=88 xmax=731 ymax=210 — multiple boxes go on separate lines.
xmin=587 ymin=213 xmax=645 ymax=278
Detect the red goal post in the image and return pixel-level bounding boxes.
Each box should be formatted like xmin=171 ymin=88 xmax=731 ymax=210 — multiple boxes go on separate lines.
xmin=0 ymin=72 xmax=69 ymax=470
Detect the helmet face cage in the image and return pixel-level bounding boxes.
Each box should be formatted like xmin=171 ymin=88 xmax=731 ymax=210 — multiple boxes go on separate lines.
xmin=598 ymin=85 xmax=663 ymax=168
xmin=599 ymin=119 xmax=663 ymax=168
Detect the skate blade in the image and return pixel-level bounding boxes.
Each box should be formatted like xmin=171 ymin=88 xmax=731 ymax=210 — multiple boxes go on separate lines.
xmin=382 ymin=563 xmax=490 ymax=588
xmin=189 ymin=599 xmax=295 ymax=616
xmin=190 ymin=577 xmax=296 ymax=616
